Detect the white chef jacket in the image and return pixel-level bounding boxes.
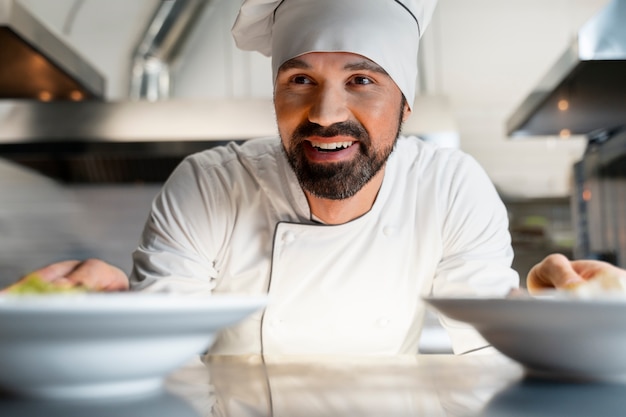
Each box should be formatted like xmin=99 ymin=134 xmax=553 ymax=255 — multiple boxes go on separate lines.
xmin=130 ymin=136 xmax=518 ymax=355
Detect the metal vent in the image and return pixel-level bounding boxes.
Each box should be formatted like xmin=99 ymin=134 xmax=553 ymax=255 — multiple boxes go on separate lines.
xmin=0 ymin=0 xmax=104 ymax=100
xmin=507 ymin=0 xmax=626 ymax=138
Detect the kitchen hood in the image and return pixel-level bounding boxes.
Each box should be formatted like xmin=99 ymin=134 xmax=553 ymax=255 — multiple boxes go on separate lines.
xmin=506 ymin=0 xmax=626 ymax=138
xmin=0 ymin=99 xmax=278 ymax=183
xmin=0 ymin=0 xmax=105 ymax=100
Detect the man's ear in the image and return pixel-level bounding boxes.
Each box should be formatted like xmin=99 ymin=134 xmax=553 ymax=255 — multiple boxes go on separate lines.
xmin=402 ymin=101 xmax=412 ymax=122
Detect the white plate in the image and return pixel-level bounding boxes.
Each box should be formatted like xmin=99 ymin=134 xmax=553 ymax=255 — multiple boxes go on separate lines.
xmin=424 ymin=294 xmax=626 ymax=382
xmin=0 ymin=293 xmax=267 ymax=399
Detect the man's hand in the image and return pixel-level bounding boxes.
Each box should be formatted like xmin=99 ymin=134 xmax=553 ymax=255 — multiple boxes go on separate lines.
xmin=2 ymin=259 xmax=129 ymax=293
xmin=527 ymin=253 xmax=626 ymax=294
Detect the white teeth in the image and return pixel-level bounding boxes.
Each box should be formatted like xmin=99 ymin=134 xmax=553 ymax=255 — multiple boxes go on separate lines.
xmin=310 ymin=141 xmax=354 ymax=150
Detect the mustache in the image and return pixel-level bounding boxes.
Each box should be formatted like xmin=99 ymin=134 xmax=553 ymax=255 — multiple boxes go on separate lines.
xmin=292 ymin=121 xmax=369 ymax=144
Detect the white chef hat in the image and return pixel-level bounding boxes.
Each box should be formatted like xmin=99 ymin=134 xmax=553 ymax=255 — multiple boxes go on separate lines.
xmin=232 ymin=0 xmax=438 ymax=109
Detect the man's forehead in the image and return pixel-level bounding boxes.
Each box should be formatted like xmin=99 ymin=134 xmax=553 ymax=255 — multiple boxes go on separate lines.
xmin=278 ymin=52 xmax=389 ymax=75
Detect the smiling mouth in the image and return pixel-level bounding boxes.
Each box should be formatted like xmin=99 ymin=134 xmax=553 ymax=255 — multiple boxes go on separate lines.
xmin=308 ymin=140 xmax=355 ymax=152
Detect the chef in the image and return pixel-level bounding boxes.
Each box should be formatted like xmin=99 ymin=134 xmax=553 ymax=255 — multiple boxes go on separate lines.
xmin=134 ymin=0 xmax=519 ymax=355
xmin=6 ymin=0 xmax=521 ymax=355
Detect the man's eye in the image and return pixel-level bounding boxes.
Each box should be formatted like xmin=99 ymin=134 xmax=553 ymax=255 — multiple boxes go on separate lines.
xmin=352 ymin=76 xmax=373 ymax=85
xmin=292 ymin=76 xmax=312 ymax=84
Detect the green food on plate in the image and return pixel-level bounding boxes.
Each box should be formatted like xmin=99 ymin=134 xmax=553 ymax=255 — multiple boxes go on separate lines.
xmin=5 ymin=274 xmax=86 ymax=294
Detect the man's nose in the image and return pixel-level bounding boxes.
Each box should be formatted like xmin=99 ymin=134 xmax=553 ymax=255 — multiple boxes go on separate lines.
xmin=307 ymin=85 xmax=350 ymax=127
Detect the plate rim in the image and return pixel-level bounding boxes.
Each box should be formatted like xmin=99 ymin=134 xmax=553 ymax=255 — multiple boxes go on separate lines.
xmin=0 ymin=292 xmax=269 ymax=313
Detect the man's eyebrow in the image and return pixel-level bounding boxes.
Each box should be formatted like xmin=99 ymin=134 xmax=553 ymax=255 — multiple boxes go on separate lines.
xmin=277 ymin=57 xmax=389 ymax=76
xmin=344 ymin=61 xmax=389 ymax=75
xmin=277 ymin=58 xmax=310 ymax=73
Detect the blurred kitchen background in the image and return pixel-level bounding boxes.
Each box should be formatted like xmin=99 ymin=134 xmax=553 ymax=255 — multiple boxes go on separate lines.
xmin=1 ymin=0 xmax=625 ymax=293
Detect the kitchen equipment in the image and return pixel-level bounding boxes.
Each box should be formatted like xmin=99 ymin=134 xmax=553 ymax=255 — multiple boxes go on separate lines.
xmin=507 ymin=0 xmax=626 ymax=138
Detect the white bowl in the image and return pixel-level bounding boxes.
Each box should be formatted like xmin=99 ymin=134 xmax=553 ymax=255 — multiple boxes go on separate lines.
xmin=424 ymin=295 xmax=626 ymax=383
xmin=0 ymin=293 xmax=266 ymax=399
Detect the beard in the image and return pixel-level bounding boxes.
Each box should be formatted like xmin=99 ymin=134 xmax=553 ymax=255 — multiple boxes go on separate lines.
xmin=282 ymin=104 xmax=404 ymax=200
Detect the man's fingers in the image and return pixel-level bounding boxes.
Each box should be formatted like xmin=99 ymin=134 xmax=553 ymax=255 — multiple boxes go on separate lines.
xmin=7 ymin=259 xmax=129 ymax=292
xmin=570 ymin=259 xmax=626 ymax=281
xmin=1 ymin=266 xmax=81 ymax=294
xmin=527 ymin=253 xmax=585 ymax=293
xmin=29 ymin=260 xmax=84 ymax=282
xmin=64 ymin=259 xmax=129 ymax=291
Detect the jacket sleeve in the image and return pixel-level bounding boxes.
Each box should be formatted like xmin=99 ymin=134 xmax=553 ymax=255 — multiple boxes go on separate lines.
xmin=129 ymin=154 xmax=229 ymax=294
xmin=432 ymin=152 xmax=519 ymax=354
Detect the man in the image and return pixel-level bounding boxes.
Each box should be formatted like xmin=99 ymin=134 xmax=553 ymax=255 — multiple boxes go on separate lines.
xmin=9 ymin=0 xmax=521 ymax=355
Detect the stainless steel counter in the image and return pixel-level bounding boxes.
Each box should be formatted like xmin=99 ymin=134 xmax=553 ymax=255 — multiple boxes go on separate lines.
xmin=2 ymin=353 xmax=624 ymax=416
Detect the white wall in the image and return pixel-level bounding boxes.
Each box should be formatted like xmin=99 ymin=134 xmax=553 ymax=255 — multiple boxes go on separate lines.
xmin=17 ymin=0 xmax=611 ymax=198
